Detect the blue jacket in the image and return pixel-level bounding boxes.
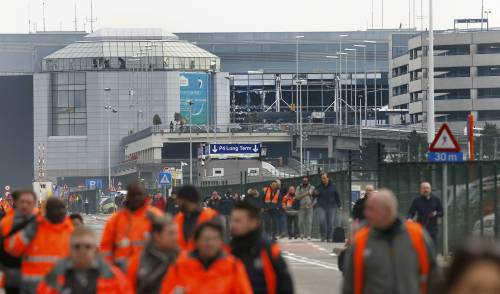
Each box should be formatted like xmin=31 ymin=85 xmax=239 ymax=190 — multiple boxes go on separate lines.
xmin=407 ymin=194 xmax=443 ymax=230
xmin=314 ymin=181 xmax=341 ymax=208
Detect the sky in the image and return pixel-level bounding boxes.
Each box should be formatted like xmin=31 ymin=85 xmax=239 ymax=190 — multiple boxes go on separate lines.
xmin=0 ymin=0 xmax=498 ymax=33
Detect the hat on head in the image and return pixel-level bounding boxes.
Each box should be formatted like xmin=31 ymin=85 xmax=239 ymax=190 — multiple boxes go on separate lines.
xmin=177 ymin=185 xmax=200 ymax=203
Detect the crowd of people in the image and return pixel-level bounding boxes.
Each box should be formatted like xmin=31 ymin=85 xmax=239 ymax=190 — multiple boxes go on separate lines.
xmin=0 ymin=176 xmax=499 ymax=294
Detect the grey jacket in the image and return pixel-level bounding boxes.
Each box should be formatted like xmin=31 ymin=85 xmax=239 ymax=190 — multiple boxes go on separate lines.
xmin=342 ymin=219 xmax=436 ymax=294
xmin=295 ymin=184 xmax=315 ymax=209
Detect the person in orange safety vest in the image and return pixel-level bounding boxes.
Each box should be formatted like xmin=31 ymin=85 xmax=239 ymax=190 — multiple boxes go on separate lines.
xmin=127 ymin=214 xmax=179 ymax=294
xmin=230 ymin=201 xmax=294 ymax=294
xmin=0 ymin=194 xmax=13 ymax=219
xmin=100 ymin=181 xmax=163 ymax=271
xmin=342 ymin=189 xmax=436 ymax=294
xmin=262 ymin=180 xmax=280 ymax=241
xmin=160 ymin=221 xmax=252 ymax=294
xmin=37 ymin=226 xmax=132 ymax=294
xmin=5 ymin=197 xmax=73 ymax=294
xmin=0 ymin=189 xmax=38 ymax=294
xmin=173 ymin=185 xmax=217 ymax=251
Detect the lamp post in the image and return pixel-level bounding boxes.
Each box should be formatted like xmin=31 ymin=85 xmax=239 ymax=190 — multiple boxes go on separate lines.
xmin=104 ymin=88 xmax=117 ymax=191
xmin=326 ymin=55 xmax=339 ymax=119
xmin=187 ymin=99 xmax=194 ymax=184
xmin=338 ymin=34 xmax=349 ymax=126
xmin=364 ymin=40 xmax=377 ymax=125
xmin=485 ymin=11 xmax=492 ymax=30
xmin=354 ymin=44 xmax=368 ymax=128
xmin=346 ymin=48 xmax=358 ymax=127
xmin=428 ymin=0 xmax=435 ymax=144
xmin=295 ymin=35 xmax=304 ymax=131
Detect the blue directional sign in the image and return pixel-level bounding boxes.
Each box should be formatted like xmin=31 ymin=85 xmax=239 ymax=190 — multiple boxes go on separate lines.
xmin=158 ymin=172 xmax=172 ymax=187
xmin=209 ymin=143 xmax=261 ymax=159
xmin=428 ymin=152 xmax=464 ymax=163
xmin=85 ymin=179 xmax=103 ymax=190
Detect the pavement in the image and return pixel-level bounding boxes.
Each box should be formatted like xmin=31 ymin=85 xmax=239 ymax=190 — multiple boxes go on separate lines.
xmin=83 ymin=214 xmax=345 ymax=293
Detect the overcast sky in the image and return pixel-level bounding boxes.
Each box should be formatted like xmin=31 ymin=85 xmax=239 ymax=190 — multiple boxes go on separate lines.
xmin=0 ymin=0 xmax=498 ymax=33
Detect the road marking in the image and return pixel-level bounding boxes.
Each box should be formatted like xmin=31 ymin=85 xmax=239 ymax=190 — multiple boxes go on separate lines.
xmin=284 ymin=253 xmax=339 ymax=271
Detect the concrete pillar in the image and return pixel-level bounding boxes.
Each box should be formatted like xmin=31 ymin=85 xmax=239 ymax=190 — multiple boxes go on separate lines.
xmin=328 ymin=136 xmax=334 ymax=158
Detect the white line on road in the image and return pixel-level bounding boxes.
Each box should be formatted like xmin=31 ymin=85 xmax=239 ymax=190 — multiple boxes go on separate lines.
xmin=283 ymin=252 xmax=339 ymax=271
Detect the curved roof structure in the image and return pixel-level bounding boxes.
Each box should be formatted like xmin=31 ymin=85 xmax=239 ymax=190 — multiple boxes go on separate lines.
xmin=42 ymin=28 xmax=220 ymax=72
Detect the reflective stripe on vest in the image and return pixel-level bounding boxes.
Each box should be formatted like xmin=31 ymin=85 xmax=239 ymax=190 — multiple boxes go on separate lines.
xmin=353 ymin=221 xmax=430 ymax=294
xmin=265 ymin=188 xmax=279 ymax=204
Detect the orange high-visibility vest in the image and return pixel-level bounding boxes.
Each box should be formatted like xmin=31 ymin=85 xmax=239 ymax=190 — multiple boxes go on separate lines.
xmin=353 ymin=221 xmax=430 ymax=294
xmin=175 ymin=208 xmax=217 ymax=251
xmin=264 ymin=188 xmax=280 ymax=204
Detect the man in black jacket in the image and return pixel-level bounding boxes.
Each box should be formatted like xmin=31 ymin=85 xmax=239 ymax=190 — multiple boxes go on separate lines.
xmin=230 ymin=201 xmax=294 ymax=294
xmin=314 ymin=173 xmax=342 ymax=242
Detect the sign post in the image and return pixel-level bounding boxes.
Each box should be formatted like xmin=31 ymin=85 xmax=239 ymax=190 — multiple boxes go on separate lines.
xmin=158 ymin=171 xmax=172 ymax=197
xmin=428 ymin=123 xmax=462 ymax=259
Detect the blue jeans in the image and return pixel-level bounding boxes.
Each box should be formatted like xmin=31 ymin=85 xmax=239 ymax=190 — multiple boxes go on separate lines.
xmin=317 ymin=206 xmax=336 ymax=240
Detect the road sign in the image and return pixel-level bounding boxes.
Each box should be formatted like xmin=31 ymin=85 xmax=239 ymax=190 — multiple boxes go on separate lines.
xmin=158 ymin=172 xmax=172 ymax=187
xmin=429 ymin=123 xmax=461 ymax=152
xmin=428 ymin=152 xmax=464 ymax=163
xmin=209 ymin=143 xmax=262 ymax=159
xmin=85 ymin=179 xmax=103 ymax=190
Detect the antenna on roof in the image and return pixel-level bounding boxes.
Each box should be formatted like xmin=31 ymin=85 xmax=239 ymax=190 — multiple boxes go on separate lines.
xmin=28 ymin=0 xmax=31 ymax=33
xmin=86 ymin=0 xmax=97 ymax=33
xmin=74 ymin=2 xmax=78 ymax=31
xmin=42 ymin=0 xmax=46 ymax=32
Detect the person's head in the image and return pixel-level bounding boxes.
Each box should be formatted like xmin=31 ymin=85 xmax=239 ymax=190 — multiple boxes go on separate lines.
xmin=70 ymin=226 xmax=98 ymax=270
xmin=364 ymin=185 xmax=375 ymax=198
xmin=176 ymin=185 xmax=200 ymax=213
xmin=275 ymin=179 xmax=282 ymax=188
xmin=321 ymin=173 xmax=329 ymax=185
xmin=45 ymin=197 xmax=67 ymax=224
xmin=420 ymin=182 xmax=432 ymax=198
xmin=364 ymin=189 xmax=398 ymax=229
xmin=211 ymin=191 xmax=220 ymax=199
xmin=302 ymin=176 xmax=310 ymax=186
xmin=12 ymin=189 xmax=37 ymax=217
xmin=230 ymin=201 xmax=261 ymax=237
xmin=269 ymin=181 xmax=277 ymax=190
xmin=170 ymin=191 xmax=177 ymax=199
xmin=442 ymin=240 xmax=500 ymax=294
xmin=151 ymin=215 xmax=178 ymax=252
xmin=125 ymin=181 xmax=147 ymax=211
xmin=287 ymin=186 xmax=295 ymax=195
xmin=194 ymin=221 xmax=224 ymax=260
xmin=70 ymin=213 xmax=84 ymax=227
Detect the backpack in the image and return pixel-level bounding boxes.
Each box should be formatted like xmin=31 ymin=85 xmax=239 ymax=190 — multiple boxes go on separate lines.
xmin=0 ymin=215 xmax=37 ymax=268
xmin=333 ymin=227 xmax=346 ymax=243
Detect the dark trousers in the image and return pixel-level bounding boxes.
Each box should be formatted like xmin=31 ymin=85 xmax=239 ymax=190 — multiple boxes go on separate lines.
xmin=264 ymin=209 xmax=279 ymax=239
xmin=426 ymin=225 xmax=438 ymax=248
xmin=5 ymin=286 xmax=20 ymax=294
xmin=286 ymin=214 xmax=299 ymax=238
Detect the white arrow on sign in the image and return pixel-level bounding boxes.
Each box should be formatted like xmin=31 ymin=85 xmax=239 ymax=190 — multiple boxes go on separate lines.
xmin=212 ymin=145 xmax=218 ymax=153
xmin=253 ymin=145 xmax=259 ymax=152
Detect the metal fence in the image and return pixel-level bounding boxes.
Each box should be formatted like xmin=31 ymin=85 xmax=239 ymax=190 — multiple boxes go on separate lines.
xmin=378 ymin=160 xmax=500 ymax=249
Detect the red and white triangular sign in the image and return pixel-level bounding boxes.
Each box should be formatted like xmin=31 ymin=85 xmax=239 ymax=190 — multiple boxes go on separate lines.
xmin=429 ymin=123 xmax=461 ymax=152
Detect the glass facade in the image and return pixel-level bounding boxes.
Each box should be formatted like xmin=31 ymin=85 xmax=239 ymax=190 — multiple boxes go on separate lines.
xmin=435 ymin=89 xmax=470 ymax=100
xmin=477 ymin=43 xmax=500 ymax=54
xmin=478 ymin=88 xmax=500 ymax=99
xmin=51 ymin=72 xmax=87 ymax=136
xmin=478 ymin=66 xmax=500 ymax=77
xmin=42 ymin=40 xmax=220 ymax=72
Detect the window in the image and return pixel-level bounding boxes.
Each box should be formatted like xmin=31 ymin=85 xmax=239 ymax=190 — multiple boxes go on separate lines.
xmin=478 ymin=111 xmax=500 ymax=121
xmin=435 ymin=89 xmax=470 ymax=100
xmin=392 ymin=65 xmax=408 ymax=78
xmin=478 ymin=66 xmax=500 ymax=77
xmin=392 ymin=84 xmax=408 ymax=96
xmin=435 ymin=67 xmax=470 ymax=78
xmin=478 ymin=88 xmax=500 ymax=99
xmin=477 ymin=43 xmax=500 ymax=54
xmin=410 ymin=69 xmax=423 ymax=81
xmin=436 ymin=111 xmax=470 ymax=122
xmin=51 ymin=72 xmax=87 ymax=136
xmin=434 ymin=45 xmax=470 ymax=56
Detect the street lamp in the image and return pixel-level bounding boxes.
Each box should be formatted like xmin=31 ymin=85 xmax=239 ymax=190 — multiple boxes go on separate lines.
xmin=346 ymin=48 xmax=358 ymax=127
xmin=295 ymin=35 xmax=304 ymax=137
xmin=104 ymin=88 xmax=117 ymax=191
xmin=336 ymin=51 xmax=348 ymax=126
xmin=428 ymin=0 xmax=435 ymax=143
xmin=364 ymin=40 xmax=377 ymax=125
xmin=485 ymin=11 xmax=492 ymax=30
xmin=354 ymin=44 xmax=368 ymax=128
xmin=295 ymin=35 xmax=304 ymax=175
xmin=187 ymin=99 xmax=194 ymax=184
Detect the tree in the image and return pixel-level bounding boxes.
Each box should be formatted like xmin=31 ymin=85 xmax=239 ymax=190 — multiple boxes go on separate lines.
xmin=400 ymin=131 xmax=427 ymax=162
xmin=360 ymin=141 xmax=386 ymax=170
xmin=153 ymin=114 xmax=162 ymax=126
xmin=475 ymin=123 xmax=500 ymax=160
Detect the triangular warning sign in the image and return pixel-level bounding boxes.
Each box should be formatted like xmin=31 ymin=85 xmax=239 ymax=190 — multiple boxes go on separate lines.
xmin=429 ymin=123 xmax=461 ymax=152
xmin=160 ymin=174 xmax=170 ymax=184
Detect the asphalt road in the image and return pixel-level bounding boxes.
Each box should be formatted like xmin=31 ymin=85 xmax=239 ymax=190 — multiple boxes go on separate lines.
xmin=83 ymin=214 xmax=344 ymax=294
